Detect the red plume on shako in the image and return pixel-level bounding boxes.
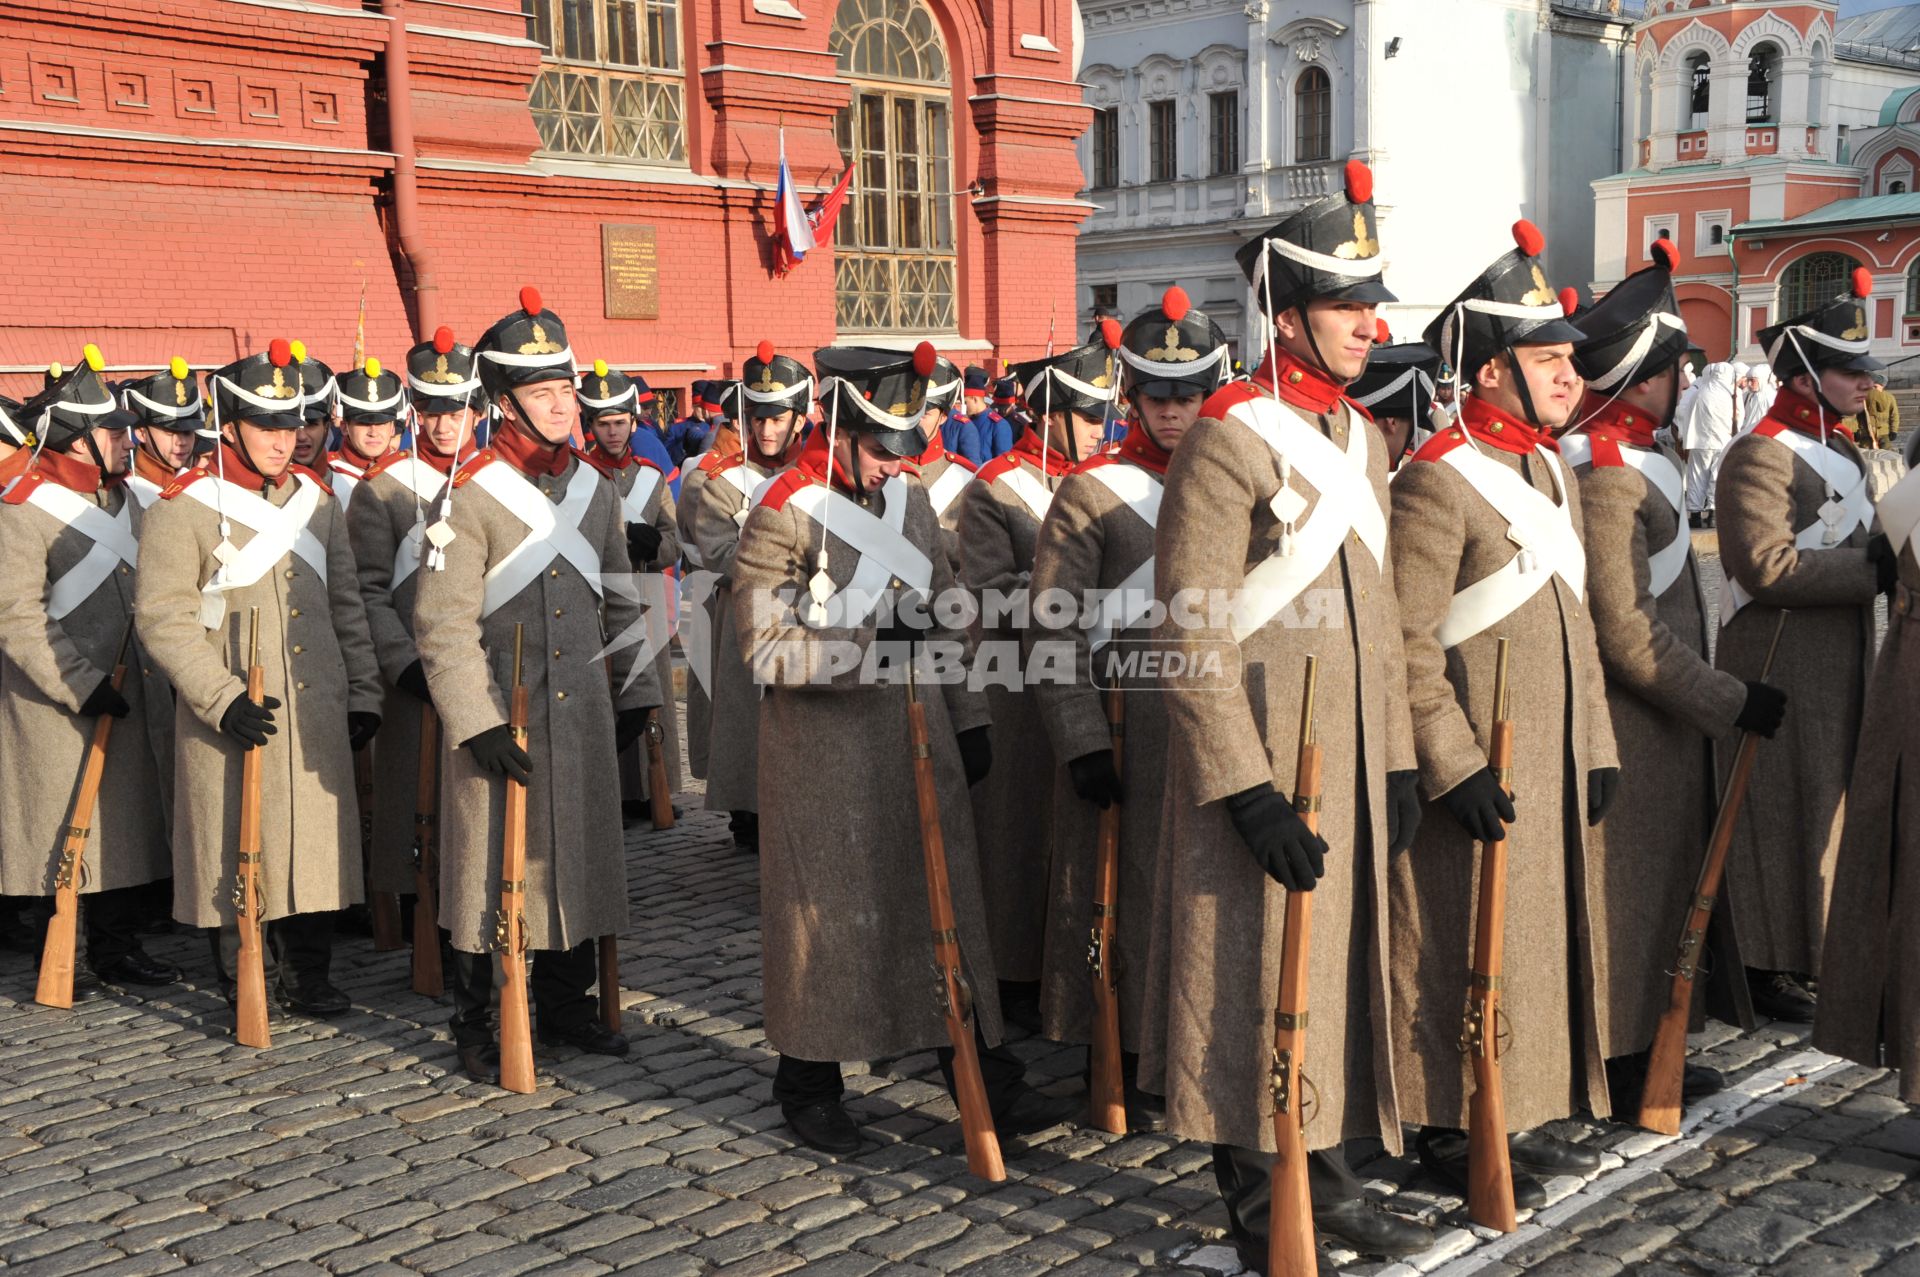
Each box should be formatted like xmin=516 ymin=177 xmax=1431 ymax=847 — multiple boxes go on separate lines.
xmin=1650 ymin=238 xmax=1680 ymax=273
xmin=1512 ymin=219 xmax=1546 ymax=258
xmin=1162 ymin=286 xmax=1191 ymax=323
xmin=269 ymin=338 xmax=291 ymax=367
xmin=432 ymin=326 xmax=456 ymax=354
xmin=757 ymin=339 xmax=776 ymax=363
xmin=913 ymin=341 xmax=938 ymax=377
xmin=1853 ymin=267 xmax=1873 ymax=299
xmin=1344 ymin=159 xmax=1373 ymax=204
xmin=1374 ymin=318 xmax=1391 ymax=344
xmin=519 ymin=285 xmax=543 ymax=315
xmin=1099 ymin=317 xmax=1123 ymax=350
xmin=1559 ymin=287 xmax=1579 ymax=318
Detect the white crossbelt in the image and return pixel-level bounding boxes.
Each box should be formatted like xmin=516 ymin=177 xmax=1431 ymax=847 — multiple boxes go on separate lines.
xmin=26 ymin=483 xmax=139 ymax=621
xmin=925 ymin=461 xmax=974 ymax=519
xmin=125 ymin=473 xmax=164 ymax=510
xmin=381 ymin=457 xmax=452 ymax=591
xmin=329 ymin=464 xmax=363 ymax=511
xmin=998 ymin=465 xmax=1055 ymax=522
xmin=472 ymin=460 xmax=604 ymax=619
xmin=778 ymin=475 xmax=932 ymax=627
xmin=1080 ymin=461 xmax=1163 ymax=652
xmin=620 ymin=465 xmax=664 ymax=527
xmin=1435 ymin=445 xmax=1585 ymax=649
xmin=1225 ymin=395 xmax=1384 ymax=643
xmin=1722 ymin=428 xmax=1872 ymax=624
xmin=182 ymin=475 xmax=328 ymax=629
xmin=1559 ymin=434 xmax=1689 ymax=599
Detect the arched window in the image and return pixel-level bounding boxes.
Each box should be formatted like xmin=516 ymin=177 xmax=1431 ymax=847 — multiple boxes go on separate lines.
xmin=831 ymin=0 xmax=955 ymax=332
xmin=1778 ymin=252 xmax=1862 ymax=319
xmin=1908 ymin=258 xmax=1920 ymax=316
xmin=1636 ymin=60 xmax=1653 ymax=147
xmin=525 ymin=0 xmax=686 ymax=163
xmin=1294 ymin=67 xmax=1331 ymax=163
xmin=1896 ymin=181 xmax=1910 ymax=196
xmin=1685 ymin=53 xmax=1710 ymax=130
xmin=1747 ymin=43 xmax=1780 ymax=124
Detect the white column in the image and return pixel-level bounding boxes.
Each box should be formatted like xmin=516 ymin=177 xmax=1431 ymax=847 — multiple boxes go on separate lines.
xmin=1777 ymin=53 xmax=1811 ymax=157
xmin=1243 ymin=1 xmax=1271 ymax=218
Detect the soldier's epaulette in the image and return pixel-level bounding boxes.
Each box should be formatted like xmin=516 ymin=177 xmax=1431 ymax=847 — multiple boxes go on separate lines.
xmin=1 ymin=471 xmax=43 ymax=505
xmin=946 ymin=452 xmax=979 ymax=474
xmin=664 ymin=464 xmax=682 ymax=485
xmin=1751 ymin=418 xmax=1789 ymax=440
xmin=756 ymin=469 xmax=812 ymax=515
xmin=1342 ymin=394 xmax=1375 ymax=424
xmin=290 ymin=463 xmax=332 ymax=493
xmin=1200 ymin=380 xmax=1261 ymax=423
xmin=709 ymin=453 xmax=746 ymax=476
xmin=451 ymin=449 xmax=498 ymax=489
xmin=1408 ymin=427 xmax=1469 ymax=466
xmin=362 ymin=449 xmax=412 ymax=481
xmin=631 ymin=454 xmax=665 ymax=475
xmin=1070 ymin=452 xmax=1119 ymax=478
xmin=697 ymin=449 xmax=734 ymax=475
xmin=160 ymin=469 xmax=212 ymax=500
xmin=578 ymin=446 xmax=618 ymax=478
xmin=976 ymin=452 xmax=1026 ymax=487
xmin=1585 ymin=433 xmax=1627 ymax=469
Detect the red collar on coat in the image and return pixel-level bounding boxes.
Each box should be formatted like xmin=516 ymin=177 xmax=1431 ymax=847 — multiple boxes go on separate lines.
xmin=329 ymin=441 xmax=386 ymax=472
xmin=33 ymin=447 xmax=117 ymax=494
xmin=1008 ymin=423 xmax=1075 ymax=477
xmin=1459 ymin=396 xmax=1557 ymax=456
xmin=1112 ymin=421 xmax=1173 ymax=475
xmin=1572 ymin=399 xmax=1661 ymax=449
xmin=133 ymin=448 xmax=179 ymax=487
xmin=1250 ymin=348 xmax=1346 ymax=415
xmin=413 ymin=441 xmax=464 ymax=476
xmin=492 ymin=421 xmax=571 ymax=477
xmin=219 ymin=443 xmax=293 ymax=490
xmin=1762 ymin=386 xmax=1856 ymax=442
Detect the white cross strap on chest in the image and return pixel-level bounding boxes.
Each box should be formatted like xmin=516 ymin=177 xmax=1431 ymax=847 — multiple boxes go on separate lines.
xmin=384 ymin=459 xmax=453 ymax=591
xmin=1080 ymin=461 xmax=1165 ymax=652
xmin=997 ymin=463 xmax=1055 ymax=522
xmin=780 ymin=475 xmax=933 ymax=628
xmin=620 ymin=465 xmax=665 ymax=527
xmin=329 ymin=468 xmax=361 ymax=511
xmin=472 ymin=460 xmax=605 ymax=619
xmin=1434 ymin=445 xmax=1586 ymax=650
xmin=1559 ymin=434 xmax=1690 ymax=599
xmin=182 ymin=475 xmax=329 ymax=629
xmin=924 ymin=461 xmax=974 ymax=519
xmin=1722 ymin=428 xmax=1873 ymax=624
xmin=125 ymin=473 xmax=163 ymax=511
xmin=1225 ymin=396 xmax=1384 ymax=643
xmin=26 ymin=484 xmax=140 ymax=621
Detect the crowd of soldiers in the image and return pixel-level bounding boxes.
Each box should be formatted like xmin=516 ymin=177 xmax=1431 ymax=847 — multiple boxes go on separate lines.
xmin=0 ymin=158 xmax=1915 ymax=1271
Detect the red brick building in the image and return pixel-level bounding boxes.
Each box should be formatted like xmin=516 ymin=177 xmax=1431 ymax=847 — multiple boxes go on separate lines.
xmin=0 ymin=0 xmax=1092 ymax=405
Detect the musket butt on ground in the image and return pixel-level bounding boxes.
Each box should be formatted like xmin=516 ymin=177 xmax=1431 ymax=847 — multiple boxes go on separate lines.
xmin=33 ymin=942 xmax=75 ymax=1010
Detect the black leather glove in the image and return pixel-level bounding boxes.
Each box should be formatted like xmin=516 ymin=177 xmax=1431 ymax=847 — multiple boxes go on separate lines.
xmin=348 ymin=711 xmax=381 ymax=752
xmin=219 ymin=692 xmax=280 ymax=747
xmin=957 ymin=726 xmax=992 ymax=786
xmin=1386 ymin=769 xmax=1422 ymax=855
xmin=1439 ymin=767 xmax=1515 ymax=844
xmin=397 ymin=659 xmax=432 ymax=703
xmin=627 ymin=522 xmax=664 ymax=568
xmin=79 ymin=679 xmax=130 ymax=719
xmin=1587 ymin=766 xmax=1619 ymax=827
xmin=1068 ymin=749 xmax=1124 ymax=809
xmin=1224 ymin=783 xmax=1327 ymax=891
xmin=1868 ymin=532 xmax=1900 ymax=594
xmin=464 ymin=724 xmax=532 ymax=784
xmin=615 ymin=707 xmax=650 ymax=751
xmin=1734 ymin=681 xmax=1787 ymax=738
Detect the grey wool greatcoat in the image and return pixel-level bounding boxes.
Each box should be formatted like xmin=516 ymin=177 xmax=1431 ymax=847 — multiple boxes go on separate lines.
xmin=911 ymin=442 xmax=977 ymax=573
xmin=1815 ymin=528 xmax=1920 ymax=1102
xmin=0 ymin=471 xmax=170 ymax=896
xmin=1389 ymin=412 xmax=1620 ymax=1132
xmin=1713 ymin=400 xmax=1878 ymax=978
xmin=730 ymin=452 xmax=1004 ymax=1061
xmin=1027 ymin=439 xmax=1172 ymax=1051
xmin=1564 ymin=423 xmax=1750 ymax=1059
xmin=695 ymin=453 xmax=784 ymax=814
xmin=1138 ymin=374 xmax=1415 ymax=1154
xmin=955 ymin=434 xmax=1068 ymax=982
xmin=678 ymin=460 xmax=716 ymax=778
xmin=590 ymin=450 xmax=683 ymax=806
xmin=134 ymin=459 xmax=384 ymax=926
xmin=346 ymin=451 xmax=459 ymax=896
xmin=411 ymin=444 xmax=660 ymax=956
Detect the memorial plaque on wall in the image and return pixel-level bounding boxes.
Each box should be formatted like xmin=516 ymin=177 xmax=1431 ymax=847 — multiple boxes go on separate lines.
xmin=602 ymin=224 xmax=660 ymax=320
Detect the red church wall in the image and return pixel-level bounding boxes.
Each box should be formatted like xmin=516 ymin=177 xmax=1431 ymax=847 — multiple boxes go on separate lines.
xmin=0 ymin=0 xmax=1090 ymax=400
xmin=1676 ymin=288 xmax=1733 ymax=363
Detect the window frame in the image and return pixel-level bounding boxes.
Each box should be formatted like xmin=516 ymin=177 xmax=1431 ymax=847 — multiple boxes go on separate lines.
xmin=1208 ymin=89 xmax=1240 ymax=178
xmin=1147 ymin=98 xmax=1178 ymax=183
xmin=1778 ymin=251 xmax=1863 ymax=320
xmin=1746 ymin=42 xmax=1780 ymax=126
xmin=524 ymin=0 xmax=687 ymax=165
xmin=1090 ymin=107 xmax=1120 ymax=189
xmin=1293 ymin=66 xmax=1331 ymax=164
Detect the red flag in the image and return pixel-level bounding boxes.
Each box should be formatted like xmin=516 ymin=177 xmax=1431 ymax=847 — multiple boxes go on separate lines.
xmin=808 ymin=165 xmax=855 ymax=247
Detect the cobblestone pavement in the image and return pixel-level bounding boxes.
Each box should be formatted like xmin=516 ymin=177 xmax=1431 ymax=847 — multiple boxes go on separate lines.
xmin=1 ymin=573 xmax=1915 ymax=1277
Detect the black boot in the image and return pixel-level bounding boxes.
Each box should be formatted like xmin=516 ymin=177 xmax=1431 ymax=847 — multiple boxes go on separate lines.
xmin=785 ymin=1099 xmax=862 ymax=1154
xmin=1507 ymin=1130 xmax=1601 ymax=1177
xmin=1414 ymin=1127 xmax=1548 ymax=1209
xmin=1748 ymin=967 xmax=1816 ymax=1022
xmin=537 ymin=1019 xmax=630 ymax=1055
xmin=93 ymin=948 xmax=183 ymax=987
xmin=1313 ymin=1196 xmax=1435 ymax=1259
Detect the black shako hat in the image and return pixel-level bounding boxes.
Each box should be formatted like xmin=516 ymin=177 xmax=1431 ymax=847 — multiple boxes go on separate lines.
xmin=813 ymin=343 xmax=935 ymax=457
xmin=287 ymin=341 xmax=336 ymax=424
xmin=1347 ymin=322 xmax=1442 ymax=423
xmin=921 ymin=354 xmax=963 ymax=415
xmin=0 ymin=396 xmax=23 ymax=448
xmin=407 ymin=326 xmax=488 ymax=415
xmin=740 ymin=341 xmax=815 ymax=420
xmin=476 ymin=286 xmax=576 ymax=399
xmin=122 ymin=358 xmax=205 ymax=433
xmin=1118 ymin=286 xmax=1230 ymax=400
xmin=1571 ymin=240 xmax=1691 ymax=393
xmin=1237 ymin=160 xmax=1396 ymax=315
xmin=210 ymin=339 xmax=307 ymax=431
xmin=1424 ymin=219 xmax=1586 ymax=379
xmin=1012 ymin=319 xmax=1121 ymax=420
xmin=20 ymin=344 xmax=118 ymax=452
xmin=578 ymin=359 xmax=642 ymax=423
xmin=337 ymin=358 xmax=405 ymax=424
xmin=1758 ymin=264 xmax=1884 ymax=379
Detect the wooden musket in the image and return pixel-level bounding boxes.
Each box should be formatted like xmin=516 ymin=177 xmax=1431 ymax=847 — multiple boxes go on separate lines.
xmin=234 ymin=608 xmax=272 ymax=1049
xmin=1268 ymin=655 xmax=1321 ymax=1277
xmin=1088 ymin=684 xmax=1127 ymax=1135
xmin=1465 ymin=637 xmax=1517 ymax=1232
xmin=497 ymin=624 xmax=536 ymax=1093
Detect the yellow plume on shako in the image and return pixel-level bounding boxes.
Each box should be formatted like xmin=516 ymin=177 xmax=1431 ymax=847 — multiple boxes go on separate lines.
xmin=83 ymin=343 xmax=105 ymax=372
xmin=170 ymin=356 xmax=190 ymax=380
xmin=365 ymin=357 xmax=382 ymax=379
xmin=290 ymin=340 xmax=309 ymax=364
xmin=593 ymin=359 xmax=609 ymax=378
